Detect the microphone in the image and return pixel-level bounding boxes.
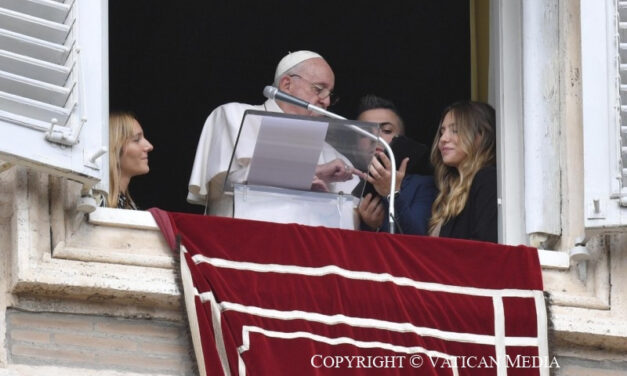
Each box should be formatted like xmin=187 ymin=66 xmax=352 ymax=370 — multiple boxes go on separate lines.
xmin=263 ymin=85 xmax=342 ymax=120
xmin=263 ymin=86 xmax=311 ymax=109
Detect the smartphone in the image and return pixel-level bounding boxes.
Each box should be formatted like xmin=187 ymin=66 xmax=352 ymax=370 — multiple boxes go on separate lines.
xmin=360 ymin=135 xmax=433 ymax=198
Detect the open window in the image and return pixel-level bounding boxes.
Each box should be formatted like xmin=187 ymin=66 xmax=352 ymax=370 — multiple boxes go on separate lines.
xmin=0 ymin=0 xmax=108 ymax=193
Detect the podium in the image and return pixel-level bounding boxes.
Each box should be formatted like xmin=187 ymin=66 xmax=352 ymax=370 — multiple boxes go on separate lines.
xmin=221 ymin=110 xmax=379 ymax=230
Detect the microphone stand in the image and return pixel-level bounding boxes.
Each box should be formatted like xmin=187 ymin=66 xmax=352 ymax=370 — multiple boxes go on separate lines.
xmin=264 ymin=86 xmax=398 ymax=234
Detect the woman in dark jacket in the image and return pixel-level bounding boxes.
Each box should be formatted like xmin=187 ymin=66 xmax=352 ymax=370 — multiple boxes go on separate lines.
xmin=429 ymin=101 xmax=497 ymax=243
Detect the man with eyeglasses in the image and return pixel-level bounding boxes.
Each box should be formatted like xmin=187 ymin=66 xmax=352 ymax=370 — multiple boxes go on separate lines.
xmin=188 ymin=50 xmax=362 ymax=219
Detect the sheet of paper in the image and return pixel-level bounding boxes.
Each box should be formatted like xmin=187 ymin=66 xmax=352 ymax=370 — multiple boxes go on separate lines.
xmin=247 ymin=116 xmax=328 ymax=190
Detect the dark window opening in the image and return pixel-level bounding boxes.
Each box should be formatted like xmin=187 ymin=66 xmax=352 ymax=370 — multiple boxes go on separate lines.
xmin=109 ymin=1 xmax=470 ymax=212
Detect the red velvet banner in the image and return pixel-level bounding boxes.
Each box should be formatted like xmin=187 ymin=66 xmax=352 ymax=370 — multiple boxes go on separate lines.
xmin=150 ymin=209 xmax=549 ymax=376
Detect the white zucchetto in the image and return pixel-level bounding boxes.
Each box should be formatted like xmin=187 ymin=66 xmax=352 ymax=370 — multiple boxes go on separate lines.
xmin=274 ymin=50 xmax=323 ymax=82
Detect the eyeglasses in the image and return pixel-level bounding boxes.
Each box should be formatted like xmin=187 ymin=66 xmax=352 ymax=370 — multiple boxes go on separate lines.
xmin=289 ymin=74 xmax=339 ymax=106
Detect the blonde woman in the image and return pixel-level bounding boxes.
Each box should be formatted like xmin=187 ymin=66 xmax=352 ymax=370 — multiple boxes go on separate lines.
xmin=106 ymin=112 xmax=154 ymax=209
xmin=429 ymin=101 xmax=497 ymax=242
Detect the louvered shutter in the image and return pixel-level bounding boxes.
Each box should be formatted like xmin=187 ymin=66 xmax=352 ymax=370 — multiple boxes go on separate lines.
xmin=0 ymin=0 xmax=108 ymax=191
xmin=582 ymin=0 xmax=627 ymax=229
xmin=619 ymin=1 xmax=627 ymax=207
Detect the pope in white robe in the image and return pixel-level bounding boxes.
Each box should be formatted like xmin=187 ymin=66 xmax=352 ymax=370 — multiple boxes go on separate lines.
xmin=187 ymin=51 xmax=361 ymax=226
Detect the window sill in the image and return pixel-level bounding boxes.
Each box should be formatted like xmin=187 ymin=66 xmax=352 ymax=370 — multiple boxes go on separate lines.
xmin=88 ymin=207 xmax=160 ymax=230
xmin=86 ymin=208 xmax=571 ymax=270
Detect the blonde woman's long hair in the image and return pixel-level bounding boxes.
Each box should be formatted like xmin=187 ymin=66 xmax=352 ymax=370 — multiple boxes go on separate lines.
xmin=107 ymin=112 xmax=137 ymax=208
xmin=428 ymin=101 xmax=496 ymax=235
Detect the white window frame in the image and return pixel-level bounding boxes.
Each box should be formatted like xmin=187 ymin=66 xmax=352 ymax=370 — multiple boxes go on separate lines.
xmin=490 ymin=0 xmax=527 ymax=246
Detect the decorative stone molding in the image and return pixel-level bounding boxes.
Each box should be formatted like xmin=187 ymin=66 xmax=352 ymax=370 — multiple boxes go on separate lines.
xmin=8 ymin=169 xmax=181 ymax=320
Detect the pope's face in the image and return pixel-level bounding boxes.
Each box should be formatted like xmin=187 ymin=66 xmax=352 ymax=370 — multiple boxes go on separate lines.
xmin=282 ymin=58 xmax=335 ymax=116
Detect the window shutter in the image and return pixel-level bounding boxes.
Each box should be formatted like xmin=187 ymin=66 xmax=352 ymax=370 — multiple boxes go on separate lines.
xmin=0 ymin=0 xmax=108 ymax=191
xmin=619 ymin=1 xmax=627 ymax=206
xmin=582 ymin=0 xmax=627 ymax=229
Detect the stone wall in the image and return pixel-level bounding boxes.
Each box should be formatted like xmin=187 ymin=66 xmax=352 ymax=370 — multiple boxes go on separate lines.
xmin=0 ymin=167 xmax=193 ymax=375
xmin=5 ymin=310 xmax=196 ymax=375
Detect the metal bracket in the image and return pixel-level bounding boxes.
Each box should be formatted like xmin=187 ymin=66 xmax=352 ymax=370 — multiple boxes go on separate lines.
xmin=77 ymin=194 xmax=97 ymax=214
xmin=84 ymin=146 xmax=108 ymax=170
xmin=586 ymin=198 xmax=605 ymax=219
xmin=569 ymin=236 xmax=592 ymax=283
xmin=44 ymin=116 xmax=86 ymax=147
xmin=620 ymin=187 xmax=627 ymax=207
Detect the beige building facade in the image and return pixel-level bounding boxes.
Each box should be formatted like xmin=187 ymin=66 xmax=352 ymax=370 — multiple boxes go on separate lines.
xmin=1 ymin=0 xmax=627 ymax=375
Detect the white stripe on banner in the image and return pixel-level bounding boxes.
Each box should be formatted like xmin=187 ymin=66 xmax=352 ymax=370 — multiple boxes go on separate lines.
xmin=492 ymin=296 xmax=506 ymax=376
xmin=197 ymin=293 xmax=540 ymax=348
xmin=206 ymin=291 xmax=232 ymax=376
xmin=179 ymin=249 xmax=210 ymax=376
xmin=238 ymin=325 xmax=460 ymax=376
xmin=534 ymin=291 xmax=550 ymax=376
xmin=192 ymin=255 xmax=541 ymax=299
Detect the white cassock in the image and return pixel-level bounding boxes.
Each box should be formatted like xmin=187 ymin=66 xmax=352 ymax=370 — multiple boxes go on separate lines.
xmin=188 ymin=99 xmax=359 ymax=226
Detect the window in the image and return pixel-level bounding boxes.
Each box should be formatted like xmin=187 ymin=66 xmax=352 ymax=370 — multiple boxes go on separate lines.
xmin=581 ymin=0 xmax=627 ymax=229
xmin=0 ymin=0 xmax=108 ymax=193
